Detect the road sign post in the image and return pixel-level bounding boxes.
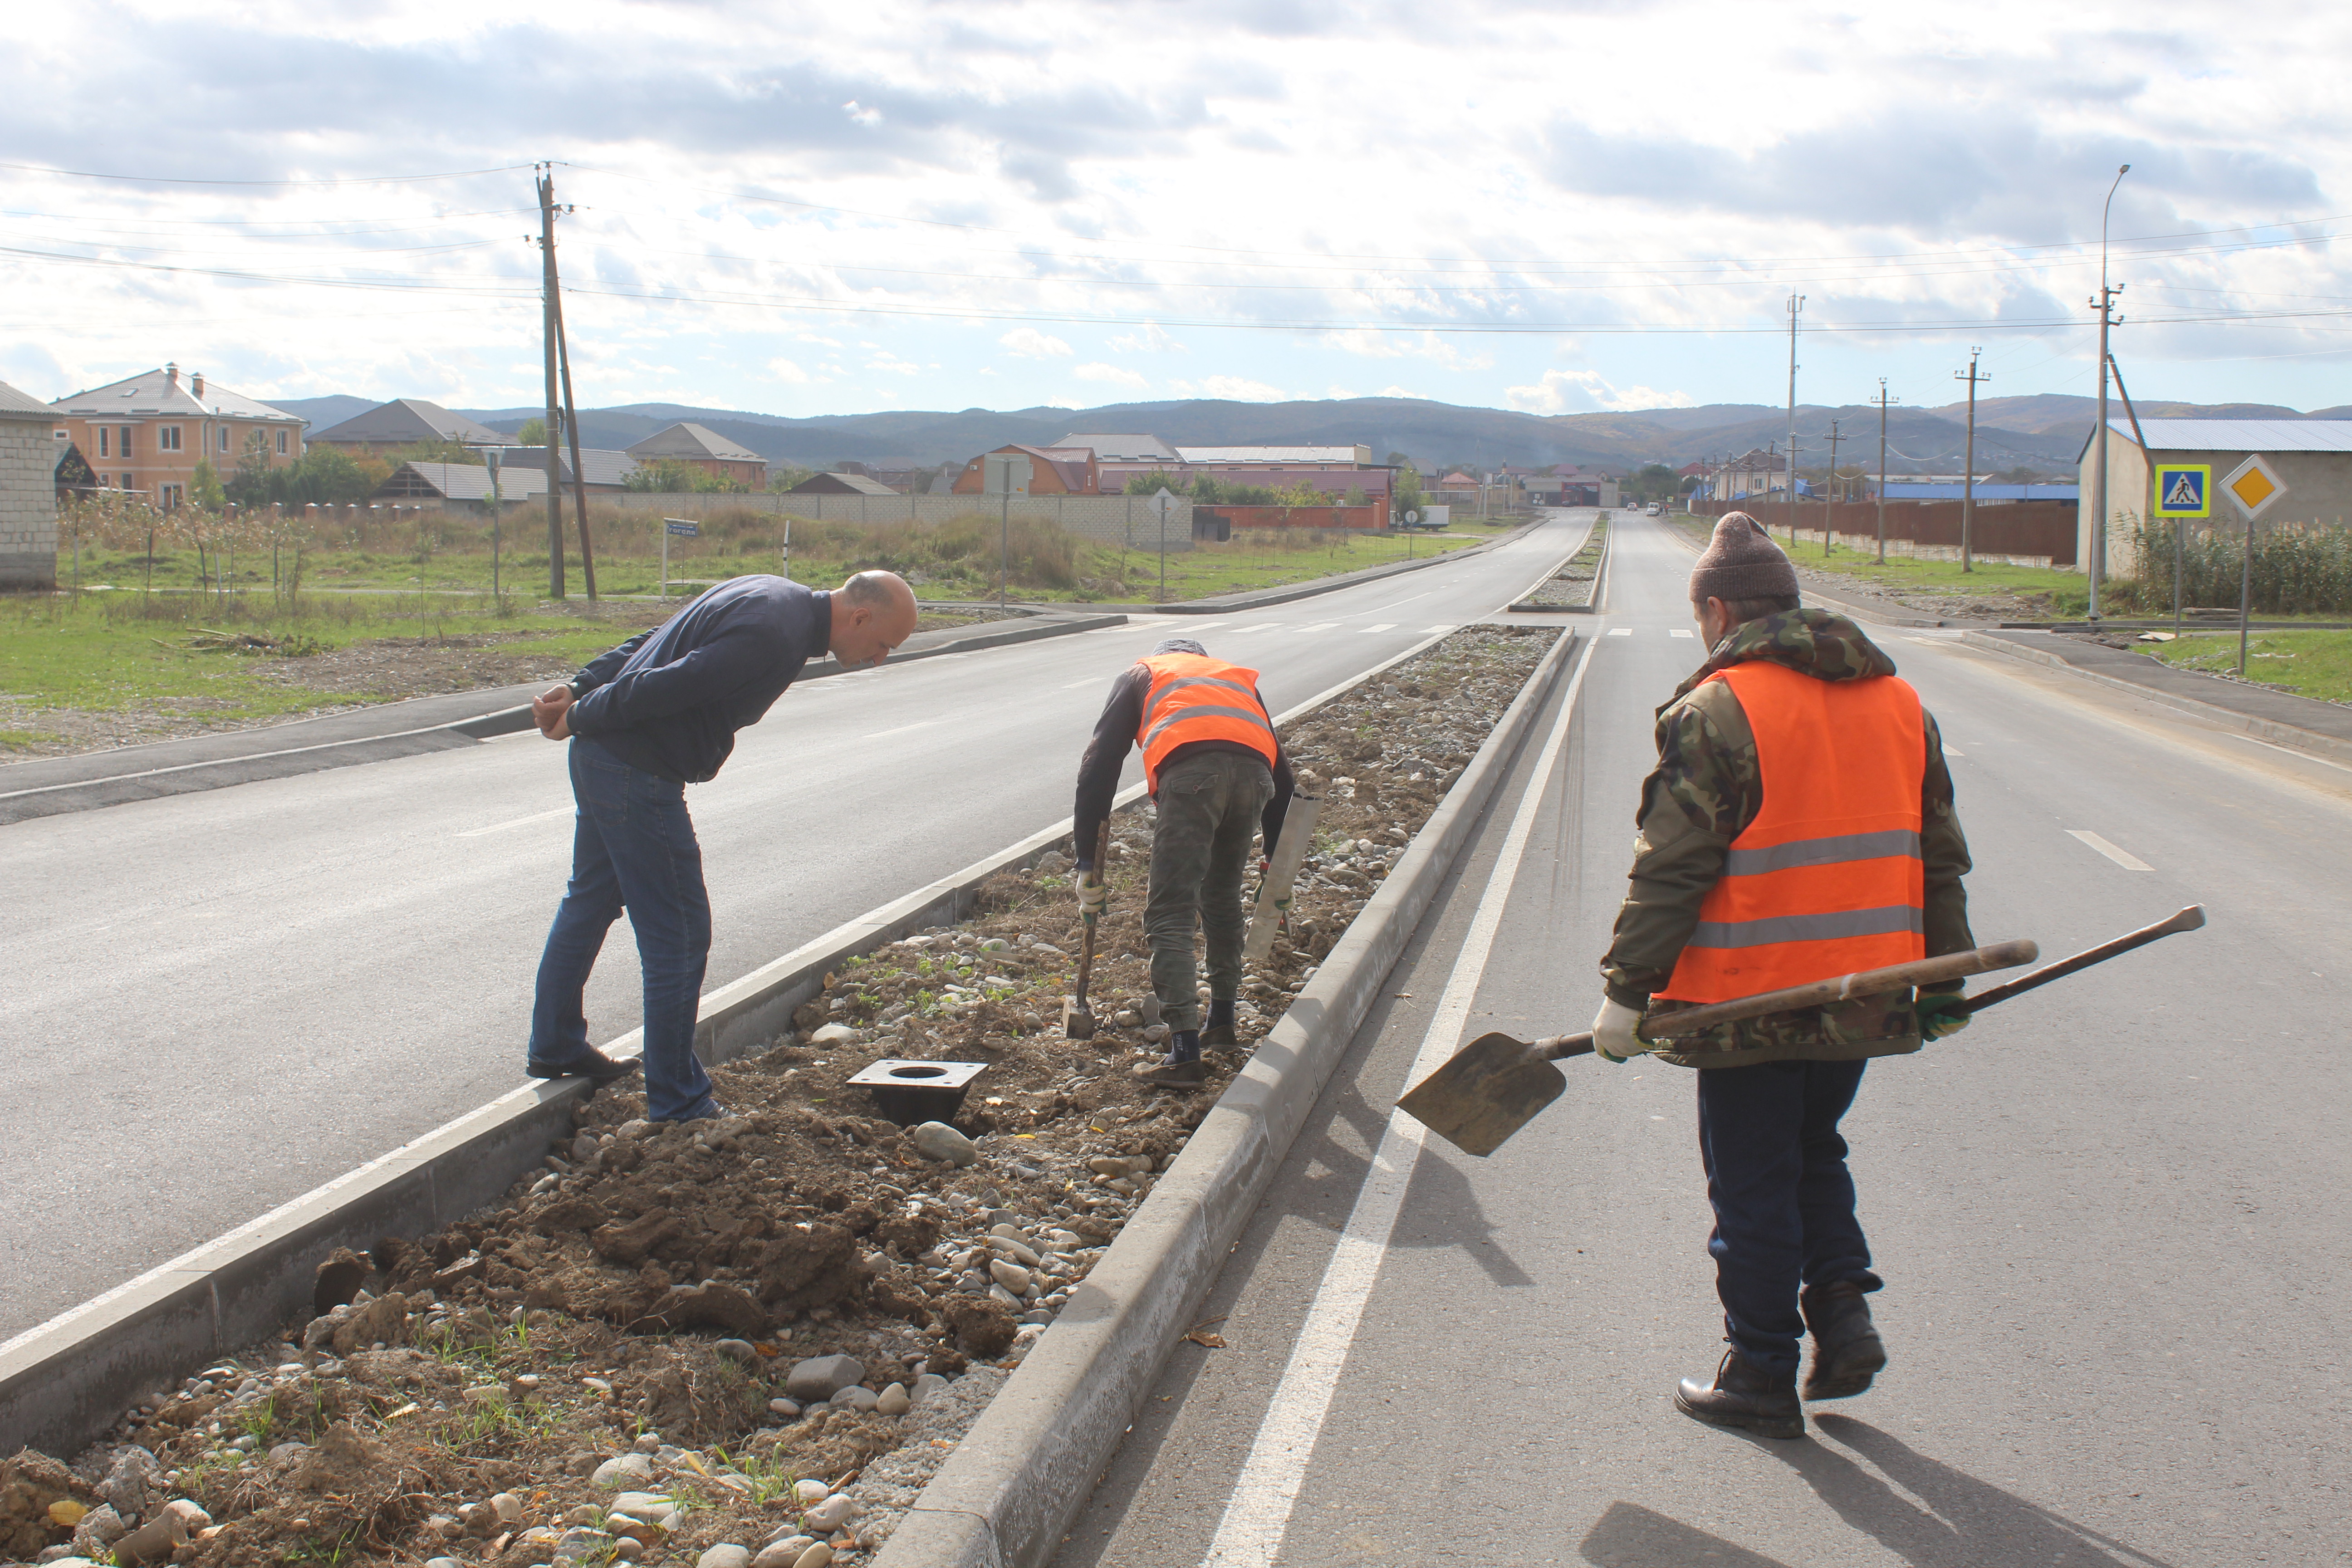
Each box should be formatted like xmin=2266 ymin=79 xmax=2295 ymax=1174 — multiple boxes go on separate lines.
xmin=1150 ymin=487 xmax=1178 ymax=603
xmin=2220 ymin=455 xmax=2288 ymax=676
xmin=485 ymin=447 xmax=503 ymax=600
xmin=2152 ymin=463 xmax=2210 ymax=639
xmin=662 ymin=517 xmax=699 ymax=598
xmin=983 ymin=453 xmax=1025 ymax=609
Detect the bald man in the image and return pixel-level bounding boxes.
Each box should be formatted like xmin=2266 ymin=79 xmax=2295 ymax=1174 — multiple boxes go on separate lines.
xmin=523 ymin=570 xmax=919 ymax=1122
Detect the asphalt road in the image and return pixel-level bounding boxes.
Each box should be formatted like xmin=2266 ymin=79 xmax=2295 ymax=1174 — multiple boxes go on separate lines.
xmin=1052 ymin=512 xmax=2352 ymax=1566
xmin=0 ymin=516 xmax=1587 ymax=1344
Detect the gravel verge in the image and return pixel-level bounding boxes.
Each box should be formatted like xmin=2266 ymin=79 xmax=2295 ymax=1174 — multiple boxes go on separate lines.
xmin=1511 ymin=515 xmax=1606 ymax=609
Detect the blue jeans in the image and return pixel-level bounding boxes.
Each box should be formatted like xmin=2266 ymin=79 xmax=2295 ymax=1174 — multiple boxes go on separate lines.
xmin=1696 ymin=1058 xmax=1882 ymax=1376
xmin=528 ymin=738 xmax=717 ymax=1121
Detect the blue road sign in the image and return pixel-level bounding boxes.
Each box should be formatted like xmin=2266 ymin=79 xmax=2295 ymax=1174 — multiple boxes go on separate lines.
xmin=2153 ymin=465 xmax=2210 ymax=519
xmin=666 ymin=519 xmax=701 ymax=537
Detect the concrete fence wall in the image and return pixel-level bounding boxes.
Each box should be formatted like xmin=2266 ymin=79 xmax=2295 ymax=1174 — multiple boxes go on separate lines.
xmin=1 ymin=415 xmax=59 ymax=589
xmin=592 ymin=490 xmax=1198 ymax=550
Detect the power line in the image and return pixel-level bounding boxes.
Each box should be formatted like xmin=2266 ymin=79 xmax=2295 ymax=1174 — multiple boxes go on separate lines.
xmin=0 ymin=159 xmax=537 ymax=186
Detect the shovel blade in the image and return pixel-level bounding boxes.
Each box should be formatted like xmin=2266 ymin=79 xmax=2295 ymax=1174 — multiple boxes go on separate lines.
xmin=1062 ymin=997 xmax=1096 ymax=1040
xmin=1395 ymin=1031 xmax=1567 ymax=1157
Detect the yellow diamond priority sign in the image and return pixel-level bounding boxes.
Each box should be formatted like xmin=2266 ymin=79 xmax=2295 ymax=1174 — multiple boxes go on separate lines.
xmin=2221 ymin=454 xmax=2288 ymax=519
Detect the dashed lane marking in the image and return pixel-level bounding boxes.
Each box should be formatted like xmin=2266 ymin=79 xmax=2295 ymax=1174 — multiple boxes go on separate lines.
xmin=1200 ymin=633 xmax=1602 ymax=1568
xmin=1294 ymin=622 xmax=1341 ymax=634
xmin=1358 ymin=623 xmax=1397 ymax=634
xmin=2068 ymin=830 xmax=2153 ymax=871
xmin=1422 ymin=623 xmax=1457 ymax=634
xmin=1943 ymin=745 xmax=1965 ymax=756
xmin=457 ymin=806 xmax=571 ymax=838
xmin=1607 ymin=627 xmax=1632 ymax=637
xmin=1670 ymin=629 xmax=1695 ymax=638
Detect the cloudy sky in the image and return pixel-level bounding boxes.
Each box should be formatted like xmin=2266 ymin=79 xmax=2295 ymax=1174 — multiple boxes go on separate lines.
xmin=3 ymin=0 xmax=2347 ymax=421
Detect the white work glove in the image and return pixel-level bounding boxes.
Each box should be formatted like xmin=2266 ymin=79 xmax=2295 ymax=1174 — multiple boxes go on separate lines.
xmin=1076 ymin=867 xmax=1108 ymax=920
xmin=1591 ymin=997 xmax=1651 ymax=1063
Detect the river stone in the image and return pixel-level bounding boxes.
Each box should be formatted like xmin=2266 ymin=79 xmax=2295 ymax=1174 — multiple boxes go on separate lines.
xmin=802 ymin=1494 xmax=858 ymax=1533
xmin=697 ymin=1548 xmax=753 ymax=1568
xmin=988 ymin=1259 xmax=1030 ymax=1292
xmin=784 ymin=1354 xmax=865 ymax=1402
xmin=828 ymin=1384 xmax=880 ymax=1413
xmin=911 ymin=1122 xmax=977 ymax=1166
xmin=876 ymin=1381 xmax=911 ymax=1416
xmin=592 ymin=1453 xmax=655 ymax=1488
xmin=792 ymin=1480 xmax=830 ymax=1504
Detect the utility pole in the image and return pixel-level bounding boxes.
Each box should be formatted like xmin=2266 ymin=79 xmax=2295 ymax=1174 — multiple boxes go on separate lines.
xmin=2089 ymin=162 xmax=2131 ymax=622
xmin=536 ymin=164 xmax=566 ymax=598
xmin=1874 ymin=380 xmax=1898 ymax=564
xmin=553 ymin=285 xmax=598 ymax=599
xmin=1955 ymin=348 xmax=1990 ymax=573
xmin=1819 ymin=418 xmax=1844 ymax=555
xmin=1785 ymin=293 xmax=1803 ymax=544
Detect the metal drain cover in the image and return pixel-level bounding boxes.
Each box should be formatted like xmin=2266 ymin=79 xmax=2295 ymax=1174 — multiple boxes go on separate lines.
xmin=846 ymin=1059 xmax=989 ymax=1127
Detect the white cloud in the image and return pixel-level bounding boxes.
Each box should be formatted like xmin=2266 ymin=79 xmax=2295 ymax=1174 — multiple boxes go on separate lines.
xmin=798 ymin=334 xmax=843 ymax=348
xmin=1504 ymin=369 xmax=1695 ymax=415
xmin=1000 ymin=328 xmax=1073 ymax=358
xmin=1166 ymin=375 xmax=1286 ymax=402
xmin=768 ymin=357 xmax=812 ymax=384
xmin=1109 ymin=323 xmax=1185 ymax=354
xmin=1320 ymin=330 xmax=1492 ymax=372
xmin=1075 ymin=362 xmax=1149 ymax=387
xmin=866 ymin=352 xmax=921 ymax=376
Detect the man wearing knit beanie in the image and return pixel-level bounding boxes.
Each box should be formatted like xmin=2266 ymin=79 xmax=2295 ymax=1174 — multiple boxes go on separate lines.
xmin=1591 ymin=511 xmax=1978 ymax=1439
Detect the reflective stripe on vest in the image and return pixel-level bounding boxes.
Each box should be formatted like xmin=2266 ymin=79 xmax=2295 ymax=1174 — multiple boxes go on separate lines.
xmin=1656 ymin=660 xmax=1927 ymax=1004
xmin=1138 ymin=653 xmax=1276 ymax=792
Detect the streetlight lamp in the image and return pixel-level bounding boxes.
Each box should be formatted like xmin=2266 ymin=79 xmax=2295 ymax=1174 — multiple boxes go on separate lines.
xmin=2089 ymin=162 xmax=2130 ymax=621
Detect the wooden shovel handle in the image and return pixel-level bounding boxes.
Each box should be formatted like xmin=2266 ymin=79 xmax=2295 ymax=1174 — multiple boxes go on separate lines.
xmin=1960 ymin=906 xmax=2204 ymax=1015
xmin=1071 ymin=820 xmax=1112 ymax=1004
xmin=1530 ymin=940 xmax=2040 ymax=1059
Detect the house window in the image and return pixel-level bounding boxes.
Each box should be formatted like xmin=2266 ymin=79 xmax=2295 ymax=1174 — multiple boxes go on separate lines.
xmin=220 ymin=425 xmax=232 ymax=453
xmin=160 ymin=426 xmax=182 ymax=452
xmin=98 ymin=426 xmax=110 ymax=458
xmin=276 ymin=429 xmax=288 ymax=455
xmin=119 ymin=425 xmax=133 ymax=456
xmin=161 ymin=484 xmax=184 ymax=509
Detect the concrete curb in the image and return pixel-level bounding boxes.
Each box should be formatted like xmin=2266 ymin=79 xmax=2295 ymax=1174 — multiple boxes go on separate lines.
xmin=0 ymin=613 xmax=1126 ymax=827
xmin=869 ymin=624 xmax=1584 ymax=1568
xmin=0 ymin=617 xmax=1494 ymax=1463
xmin=1505 ymin=517 xmax=1606 ymax=614
xmin=1955 ymin=630 xmax=2352 ymax=766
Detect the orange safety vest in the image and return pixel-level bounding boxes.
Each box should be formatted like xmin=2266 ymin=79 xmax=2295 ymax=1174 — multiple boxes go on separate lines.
xmin=1656 ymin=661 xmax=1927 ymax=1004
xmin=1137 ymin=653 xmax=1278 ymax=792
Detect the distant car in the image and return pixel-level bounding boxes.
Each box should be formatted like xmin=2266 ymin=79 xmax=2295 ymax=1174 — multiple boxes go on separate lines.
xmin=1646 ymin=502 xmax=1662 ymax=515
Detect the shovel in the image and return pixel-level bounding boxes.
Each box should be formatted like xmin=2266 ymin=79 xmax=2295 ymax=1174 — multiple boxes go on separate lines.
xmin=1400 ymin=906 xmax=2205 ymax=1156
xmin=1063 ymin=820 xmax=1113 ymax=1040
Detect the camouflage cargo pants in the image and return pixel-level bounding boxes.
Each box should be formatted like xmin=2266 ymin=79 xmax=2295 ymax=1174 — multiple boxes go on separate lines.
xmin=1145 ymin=750 xmax=1274 ymax=1033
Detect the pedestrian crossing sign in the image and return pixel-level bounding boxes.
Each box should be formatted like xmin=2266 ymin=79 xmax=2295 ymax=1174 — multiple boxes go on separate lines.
xmin=2152 ymin=465 xmax=2210 ymax=519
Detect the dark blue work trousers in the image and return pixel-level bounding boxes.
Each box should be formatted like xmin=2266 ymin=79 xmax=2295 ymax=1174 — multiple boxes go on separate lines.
xmin=1696 ymin=1058 xmax=1883 ymax=1377
xmin=528 ymin=737 xmax=718 ymax=1122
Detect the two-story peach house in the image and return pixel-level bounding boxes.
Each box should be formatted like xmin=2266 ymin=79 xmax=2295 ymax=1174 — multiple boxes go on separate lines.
xmin=48 ymin=363 xmax=305 ymax=508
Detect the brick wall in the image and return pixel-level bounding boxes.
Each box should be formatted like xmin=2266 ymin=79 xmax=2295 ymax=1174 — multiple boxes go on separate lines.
xmin=0 ymin=414 xmax=57 ymax=590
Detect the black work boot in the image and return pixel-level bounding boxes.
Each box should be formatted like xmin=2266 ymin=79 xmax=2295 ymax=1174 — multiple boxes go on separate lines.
xmin=1801 ymin=1280 xmax=1887 ymax=1401
xmin=1675 ymin=1349 xmax=1805 ymax=1439
xmin=1132 ymin=1029 xmax=1206 ymax=1088
xmin=1200 ymin=998 xmax=1239 ymax=1049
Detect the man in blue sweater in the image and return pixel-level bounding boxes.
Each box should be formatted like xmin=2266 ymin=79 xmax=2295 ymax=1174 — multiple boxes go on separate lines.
xmin=523 ymin=569 xmax=919 ymax=1121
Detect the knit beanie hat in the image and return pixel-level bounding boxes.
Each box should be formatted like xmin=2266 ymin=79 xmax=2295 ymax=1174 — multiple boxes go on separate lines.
xmin=1689 ymin=512 xmax=1800 ymax=604
xmin=1151 ymin=637 xmax=1210 ymax=657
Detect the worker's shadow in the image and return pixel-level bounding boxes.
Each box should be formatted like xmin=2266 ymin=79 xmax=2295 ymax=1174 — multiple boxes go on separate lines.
xmin=1277 ymin=1068 xmax=1535 ymax=1288
xmin=1572 ymin=1419 xmax=2173 ymax=1568
xmin=1778 ymin=1415 xmax=2173 ymax=1568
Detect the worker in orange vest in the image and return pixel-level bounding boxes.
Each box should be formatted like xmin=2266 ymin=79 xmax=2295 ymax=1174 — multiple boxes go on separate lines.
xmin=1594 ymin=514 xmax=1976 ymax=1439
xmin=1073 ymin=637 xmax=1294 ymax=1087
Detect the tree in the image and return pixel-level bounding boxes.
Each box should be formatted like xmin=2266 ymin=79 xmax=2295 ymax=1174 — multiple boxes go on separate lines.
xmin=1123 ymin=468 xmax=1191 ymax=495
xmin=191 ymin=459 xmax=227 ymax=513
xmin=515 ymin=417 xmax=548 ymax=445
xmin=1393 ymin=465 xmax=1425 ymax=520
xmin=227 ymin=429 xmax=276 ymax=508
xmin=625 ymin=457 xmax=737 ymax=494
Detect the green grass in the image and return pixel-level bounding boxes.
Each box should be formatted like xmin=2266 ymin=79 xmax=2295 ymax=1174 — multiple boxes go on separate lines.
xmin=1671 ymin=512 xmax=2092 ymax=615
xmin=2146 ymin=629 xmax=2352 ymax=704
xmin=0 ymin=590 xmax=637 ymax=725
xmin=1088 ymin=529 xmax=1477 ymax=602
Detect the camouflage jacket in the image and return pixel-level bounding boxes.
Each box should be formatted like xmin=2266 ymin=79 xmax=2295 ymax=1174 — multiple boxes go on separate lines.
xmin=1599 ymin=608 xmax=1975 ymax=1068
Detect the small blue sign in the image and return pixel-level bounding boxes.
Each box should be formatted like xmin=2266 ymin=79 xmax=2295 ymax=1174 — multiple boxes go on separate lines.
xmin=2153 ymin=465 xmax=2210 ymax=519
xmin=666 ymin=519 xmax=700 ymax=538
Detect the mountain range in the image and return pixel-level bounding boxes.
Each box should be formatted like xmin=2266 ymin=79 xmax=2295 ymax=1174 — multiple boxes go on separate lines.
xmin=262 ymin=392 xmax=2352 ymax=478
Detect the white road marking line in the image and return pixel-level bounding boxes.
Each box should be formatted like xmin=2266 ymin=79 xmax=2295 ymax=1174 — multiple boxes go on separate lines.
xmin=1422 ymin=623 xmax=1456 ymax=634
xmin=864 ymin=720 xmax=940 ymax=740
xmin=1366 ymin=593 xmax=1428 ymax=613
xmin=1943 ymin=745 xmax=1965 ymax=757
xmin=1670 ymin=628 xmax=1695 ymax=638
xmin=1357 ymin=622 xmax=1397 ymax=634
xmin=1086 ymin=625 xmax=1137 ymax=634
xmin=1202 ymin=635 xmax=1601 ymax=1568
xmin=1607 ymin=626 xmax=1632 ymax=637
xmin=2068 ymin=830 xmax=2153 ymax=871
xmin=1063 ymin=676 xmax=1102 ymax=689
xmin=1294 ymin=622 xmax=1340 ymax=634
xmin=457 ymin=806 xmax=572 ymax=838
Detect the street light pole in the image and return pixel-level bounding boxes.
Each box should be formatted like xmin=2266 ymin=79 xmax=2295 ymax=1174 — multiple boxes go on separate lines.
xmin=1955 ymin=348 xmax=1990 ymax=572
xmin=1874 ymin=379 xmax=1897 ymax=564
xmin=1785 ymin=293 xmax=1803 ymax=543
xmin=2089 ymin=162 xmax=2131 ymax=621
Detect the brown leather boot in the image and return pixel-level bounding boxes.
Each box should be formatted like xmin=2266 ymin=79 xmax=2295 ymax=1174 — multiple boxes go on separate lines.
xmin=1801 ymin=1280 xmax=1887 ymax=1400
xmin=1675 ymin=1349 xmax=1804 ymax=1439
